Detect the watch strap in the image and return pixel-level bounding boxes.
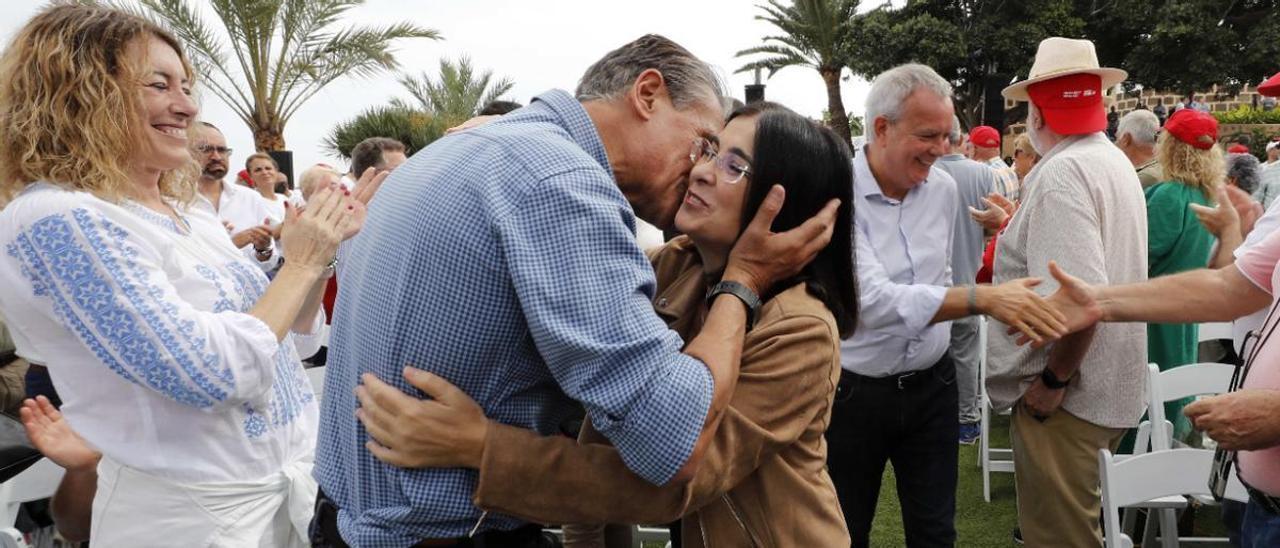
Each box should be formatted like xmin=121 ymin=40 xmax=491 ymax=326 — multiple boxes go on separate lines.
xmin=706 ymin=281 xmax=762 ymax=330
xmin=1040 ymin=368 xmax=1070 ymax=390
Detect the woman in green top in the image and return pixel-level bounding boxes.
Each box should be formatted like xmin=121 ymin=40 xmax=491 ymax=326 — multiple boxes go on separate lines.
xmin=1146 ymin=108 xmax=1223 ymax=441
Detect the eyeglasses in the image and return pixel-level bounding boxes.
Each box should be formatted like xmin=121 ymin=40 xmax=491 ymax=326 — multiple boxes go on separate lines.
xmin=196 ymin=145 xmax=232 ymax=155
xmin=690 ymin=137 xmax=752 ymax=184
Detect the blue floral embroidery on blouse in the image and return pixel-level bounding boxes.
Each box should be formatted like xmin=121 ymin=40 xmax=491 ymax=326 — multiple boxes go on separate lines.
xmin=194 ymin=265 xmax=236 ymax=314
xmin=11 ymin=212 xmax=214 ymax=407
xmin=12 ymin=207 xmax=315 ymax=438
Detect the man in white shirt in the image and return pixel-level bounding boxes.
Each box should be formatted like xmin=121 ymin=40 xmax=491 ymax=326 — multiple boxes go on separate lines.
xmin=827 ymin=63 xmax=1067 ymax=547
xmin=190 ymin=122 xmax=281 ymax=273
xmin=986 ymin=37 xmax=1147 ymax=547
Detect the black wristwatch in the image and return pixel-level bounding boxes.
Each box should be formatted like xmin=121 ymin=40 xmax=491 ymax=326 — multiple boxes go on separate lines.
xmin=1040 ymin=369 xmax=1071 ymax=390
xmin=706 ymin=281 xmax=762 ymax=331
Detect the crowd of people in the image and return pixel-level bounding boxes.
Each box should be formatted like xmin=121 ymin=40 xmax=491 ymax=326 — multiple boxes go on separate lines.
xmin=6 ymin=3 xmax=1280 ymax=548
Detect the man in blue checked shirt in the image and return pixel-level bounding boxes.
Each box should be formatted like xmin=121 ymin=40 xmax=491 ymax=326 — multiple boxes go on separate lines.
xmin=311 ymin=35 xmax=838 ymax=547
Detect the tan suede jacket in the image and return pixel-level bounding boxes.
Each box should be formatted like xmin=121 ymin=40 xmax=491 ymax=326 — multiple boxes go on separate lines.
xmin=472 ymin=237 xmax=849 ymax=547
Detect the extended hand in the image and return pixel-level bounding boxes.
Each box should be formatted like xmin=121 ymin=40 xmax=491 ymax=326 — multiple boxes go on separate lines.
xmin=1014 ymin=261 xmax=1103 ymax=347
xmin=981 ymin=278 xmax=1067 ymax=345
xmin=724 ymin=185 xmax=840 ymax=295
xmin=1186 ymin=390 xmax=1280 ymax=451
xmin=1189 ymin=186 xmax=1241 ymax=239
xmin=19 ymin=396 xmax=100 ymax=471
xmin=1022 ymin=377 xmax=1066 ymax=421
xmin=356 ymin=367 xmax=488 ymax=469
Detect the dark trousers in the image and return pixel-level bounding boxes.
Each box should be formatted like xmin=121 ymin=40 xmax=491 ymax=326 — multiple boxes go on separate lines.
xmin=825 ymin=354 xmax=959 ymax=548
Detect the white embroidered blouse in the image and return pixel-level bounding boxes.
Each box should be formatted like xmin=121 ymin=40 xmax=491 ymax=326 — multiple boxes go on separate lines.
xmin=0 ymin=183 xmax=319 ymax=483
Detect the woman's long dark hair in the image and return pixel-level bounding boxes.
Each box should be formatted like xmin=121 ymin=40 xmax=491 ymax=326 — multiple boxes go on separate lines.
xmin=730 ymin=102 xmax=858 ymax=337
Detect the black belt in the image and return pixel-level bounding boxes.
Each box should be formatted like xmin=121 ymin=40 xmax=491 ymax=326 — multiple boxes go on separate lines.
xmin=311 ymin=489 xmax=545 ymax=548
xmin=1247 ymin=484 xmax=1280 ymax=515
xmin=842 ymin=353 xmax=952 ymax=390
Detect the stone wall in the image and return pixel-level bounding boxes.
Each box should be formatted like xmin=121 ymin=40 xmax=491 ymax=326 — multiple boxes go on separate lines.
xmin=1003 ymin=83 xmax=1273 ymax=116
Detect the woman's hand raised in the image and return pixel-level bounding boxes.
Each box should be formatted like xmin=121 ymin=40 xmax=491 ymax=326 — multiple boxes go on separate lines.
xmin=342 ymin=167 xmax=390 ymax=241
xmin=279 ymin=184 xmax=353 ymax=272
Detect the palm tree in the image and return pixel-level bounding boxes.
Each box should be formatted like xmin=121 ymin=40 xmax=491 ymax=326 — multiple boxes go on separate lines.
xmin=323 ymin=105 xmax=445 ymax=159
xmin=129 ymin=0 xmax=440 ymax=151
xmin=394 ymin=57 xmax=515 ymax=128
xmin=737 ymin=0 xmax=860 ymax=144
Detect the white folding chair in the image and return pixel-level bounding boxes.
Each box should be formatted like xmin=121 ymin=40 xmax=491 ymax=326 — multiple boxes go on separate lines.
xmin=306 ymin=365 xmax=326 ymax=404
xmin=0 ymin=458 xmax=65 ymax=548
xmin=1198 ymin=322 xmax=1233 ymax=343
xmin=1101 ymin=448 xmax=1247 ymax=548
xmin=1121 ymin=362 xmax=1236 ymax=547
xmin=978 ymin=317 xmax=1014 ymax=502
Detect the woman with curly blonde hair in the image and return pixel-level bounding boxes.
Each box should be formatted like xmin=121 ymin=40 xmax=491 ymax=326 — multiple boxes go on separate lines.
xmin=1146 ymin=108 xmax=1223 ymax=441
xmin=0 ymin=4 xmax=383 ymax=545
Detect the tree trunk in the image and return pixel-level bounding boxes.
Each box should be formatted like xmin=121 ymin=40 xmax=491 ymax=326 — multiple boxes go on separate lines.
xmin=253 ymin=123 xmax=286 ymax=152
xmin=821 ymin=67 xmax=852 ymax=145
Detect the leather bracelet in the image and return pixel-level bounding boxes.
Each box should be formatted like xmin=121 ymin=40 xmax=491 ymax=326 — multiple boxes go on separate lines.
xmin=706 ymin=281 xmax=762 ymax=331
xmin=1040 ymin=368 xmax=1071 ymax=390
xmin=967 ymin=285 xmax=979 ymax=316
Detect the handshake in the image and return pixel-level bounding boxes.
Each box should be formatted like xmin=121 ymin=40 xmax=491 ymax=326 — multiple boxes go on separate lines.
xmin=980 ymin=261 xmax=1102 ymax=348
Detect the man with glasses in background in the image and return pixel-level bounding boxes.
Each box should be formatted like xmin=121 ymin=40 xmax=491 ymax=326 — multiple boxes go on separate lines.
xmin=190 ymin=121 xmax=281 ymax=273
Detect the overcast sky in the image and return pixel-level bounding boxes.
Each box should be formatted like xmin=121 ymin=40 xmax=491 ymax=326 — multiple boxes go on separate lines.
xmin=1 ymin=0 xmax=877 ymax=178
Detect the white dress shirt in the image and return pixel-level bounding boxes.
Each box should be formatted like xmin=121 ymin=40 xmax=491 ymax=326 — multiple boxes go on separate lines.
xmin=0 ymin=183 xmax=319 ymax=482
xmin=193 ymin=179 xmax=282 ymax=272
xmin=840 ymin=147 xmax=958 ymax=377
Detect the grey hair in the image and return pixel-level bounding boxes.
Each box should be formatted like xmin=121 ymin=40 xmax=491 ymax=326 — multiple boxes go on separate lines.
xmin=1226 ymin=153 xmax=1262 ymax=194
xmin=1117 ymin=110 xmax=1160 ymax=146
xmin=576 ymin=34 xmax=726 ymax=111
xmin=948 ymin=114 xmax=963 ymax=146
xmin=864 ymin=63 xmax=953 ymax=144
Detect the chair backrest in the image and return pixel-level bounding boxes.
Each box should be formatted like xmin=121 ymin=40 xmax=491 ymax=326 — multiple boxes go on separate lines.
xmin=306 ymin=365 xmax=326 ymax=404
xmin=1198 ymin=322 xmax=1233 ymax=343
xmin=0 ymin=458 xmax=63 ymax=527
xmin=1146 ymin=362 xmax=1235 ymax=451
xmin=1100 ymin=448 xmax=1248 ymax=548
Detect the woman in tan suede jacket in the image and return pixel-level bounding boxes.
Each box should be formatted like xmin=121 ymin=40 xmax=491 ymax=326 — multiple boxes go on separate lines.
xmin=358 ymin=102 xmax=859 ymax=547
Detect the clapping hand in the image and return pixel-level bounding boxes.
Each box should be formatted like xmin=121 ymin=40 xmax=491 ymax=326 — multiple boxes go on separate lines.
xmin=969 ymin=193 xmax=1017 ymax=231
xmin=343 ymin=167 xmax=390 ymax=241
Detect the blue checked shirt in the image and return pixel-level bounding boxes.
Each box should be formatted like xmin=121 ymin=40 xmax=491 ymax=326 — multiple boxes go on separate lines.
xmin=314 ymin=90 xmax=715 ymax=545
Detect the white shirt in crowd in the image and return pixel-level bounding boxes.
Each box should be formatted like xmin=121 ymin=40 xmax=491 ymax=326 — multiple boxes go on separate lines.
xmin=985 ymin=133 xmax=1149 ymax=429
xmin=0 ymin=183 xmax=321 ymax=483
xmin=193 ymin=179 xmax=282 ymax=272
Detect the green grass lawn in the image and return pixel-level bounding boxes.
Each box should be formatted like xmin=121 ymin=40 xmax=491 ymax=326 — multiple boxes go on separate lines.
xmin=643 ymin=413 xmax=1229 ymax=547
xmin=870 ymin=414 xmax=1019 ymax=546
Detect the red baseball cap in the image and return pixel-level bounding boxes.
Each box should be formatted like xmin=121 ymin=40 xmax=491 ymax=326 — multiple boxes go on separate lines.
xmin=1163 ymin=109 xmax=1218 ymax=150
xmin=1027 ymin=73 xmax=1105 ymax=136
xmin=1260 ymin=72 xmax=1280 ymax=97
xmin=1228 ymin=144 xmax=1250 ymax=154
xmin=969 ymin=126 xmax=1000 ymax=148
